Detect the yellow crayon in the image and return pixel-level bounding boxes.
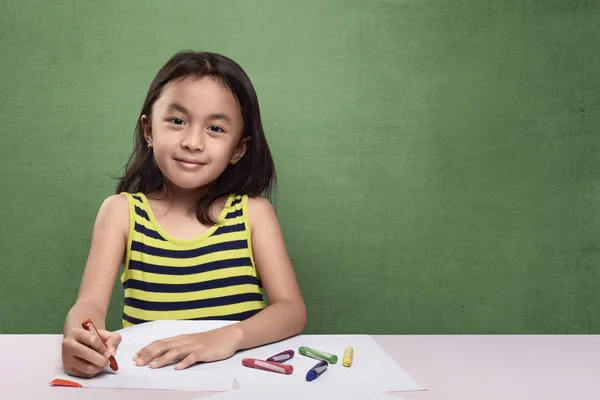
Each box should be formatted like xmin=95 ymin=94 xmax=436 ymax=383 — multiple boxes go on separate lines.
xmin=343 ymin=346 xmax=354 ymax=367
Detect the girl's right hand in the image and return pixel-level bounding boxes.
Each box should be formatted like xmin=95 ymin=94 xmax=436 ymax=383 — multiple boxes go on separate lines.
xmin=62 ymin=328 xmax=122 ymax=378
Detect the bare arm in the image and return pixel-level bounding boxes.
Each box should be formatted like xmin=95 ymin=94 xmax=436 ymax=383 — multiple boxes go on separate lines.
xmin=61 ymin=194 xmax=129 ymax=377
xmin=64 ymin=194 xmax=129 ymax=334
xmin=232 ymin=196 xmax=306 ymax=350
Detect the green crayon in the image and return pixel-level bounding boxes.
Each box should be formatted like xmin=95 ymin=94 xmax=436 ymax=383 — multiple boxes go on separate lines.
xmin=299 ymin=346 xmax=338 ymax=364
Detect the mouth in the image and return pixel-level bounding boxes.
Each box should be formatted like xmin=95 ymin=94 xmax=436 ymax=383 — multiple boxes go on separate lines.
xmin=174 ymin=158 xmax=206 ymax=170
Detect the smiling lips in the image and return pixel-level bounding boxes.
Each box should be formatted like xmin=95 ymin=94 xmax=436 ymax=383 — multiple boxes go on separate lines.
xmin=174 ymin=157 xmax=206 ymax=170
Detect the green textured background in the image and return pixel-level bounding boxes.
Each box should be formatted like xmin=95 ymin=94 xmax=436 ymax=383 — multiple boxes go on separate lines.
xmin=1 ymin=1 xmax=598 ymax=334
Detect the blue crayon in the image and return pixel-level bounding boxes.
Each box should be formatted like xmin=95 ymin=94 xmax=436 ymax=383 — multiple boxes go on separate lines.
xmin=306 ymin=360 xmax=328 ymax=382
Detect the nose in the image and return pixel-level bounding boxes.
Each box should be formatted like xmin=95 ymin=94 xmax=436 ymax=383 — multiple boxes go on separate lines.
xmin=181 ymin=126 xmax=205 ymax=152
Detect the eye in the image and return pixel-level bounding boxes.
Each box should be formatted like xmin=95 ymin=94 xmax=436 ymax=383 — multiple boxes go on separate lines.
xmin=169 ymin=118 xmax=185 ymax=126
xmin=209 ymin=125 xmax=224 ymax=133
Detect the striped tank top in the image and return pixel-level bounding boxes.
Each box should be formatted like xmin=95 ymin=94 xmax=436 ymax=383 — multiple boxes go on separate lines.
xmin=120 ymin=192 xmax=266 ymax=328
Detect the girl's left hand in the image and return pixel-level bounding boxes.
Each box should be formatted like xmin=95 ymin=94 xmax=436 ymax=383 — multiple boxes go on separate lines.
xmin=133 ymin=326 xmax=243 ymax=370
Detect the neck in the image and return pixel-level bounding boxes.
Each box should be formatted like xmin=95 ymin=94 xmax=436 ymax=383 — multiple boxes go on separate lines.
xmin=155 ymin=181 xmax=214 ymax=215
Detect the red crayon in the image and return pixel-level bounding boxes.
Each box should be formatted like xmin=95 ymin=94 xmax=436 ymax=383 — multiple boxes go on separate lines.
xmin=81 ymin=319 xmax=119 ymax=371
xmin=242 ymin=358 xmax=293 ymax=375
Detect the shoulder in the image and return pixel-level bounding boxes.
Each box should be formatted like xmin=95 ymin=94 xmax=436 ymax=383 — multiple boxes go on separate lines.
xmin=94 ymin=194 xmax=130 ymax=232
xmin=246 ymin=195 xmax=275 ymax=215
xmin=100 ymin=193 xmax=130 ymax=214
xmin=245 ymin=196 xmax=278 ymax=229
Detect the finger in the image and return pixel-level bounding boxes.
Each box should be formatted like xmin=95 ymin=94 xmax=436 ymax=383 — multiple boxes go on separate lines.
xmin=101 ymin=331 xmax=122 ymax=356
xmin=68 ymin=356 xmax=106 ymax=377
xmin=135 ymin=340 xmax=170 ymax=366
xmin=133 ymin=335 xmax=183 ymax=362
xmin=66 ymin=339 xmax=110 ymax=368
xmin=150 ymin=349 xmax=185 ymax=369
xmin=66 ymin=365 xmax=95 ymax=379
xmin=73 ymin=329 xmax=111 ymax=358
xmin=175 ymin=352 xmax=202 ymax=370
xmin=133 ymin=335 xmax=188 ymax=362
xmin=67 ymin=368 xmax=94 ymax=379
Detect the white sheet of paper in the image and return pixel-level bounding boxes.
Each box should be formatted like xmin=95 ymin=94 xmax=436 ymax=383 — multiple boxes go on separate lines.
xmin=215 ymin=334 xmax=425 ymax=392
xmin=52 ymin=320 xmax=236 ymax=391
xmin=51 ymin=321 xmax=423 ymax=393
xmin=195 ymin=387 xmax=406 ymax=400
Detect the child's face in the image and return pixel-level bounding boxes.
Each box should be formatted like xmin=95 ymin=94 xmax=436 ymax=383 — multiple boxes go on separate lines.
xmin=142 ymin=77 xmax=247 ymax=192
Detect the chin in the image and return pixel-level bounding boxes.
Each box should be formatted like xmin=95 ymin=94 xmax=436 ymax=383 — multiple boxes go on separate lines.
xmin=169 ymin=181 xmax=208 ymax=191
xmin=162 ymin=174 xmax=215 ymax=192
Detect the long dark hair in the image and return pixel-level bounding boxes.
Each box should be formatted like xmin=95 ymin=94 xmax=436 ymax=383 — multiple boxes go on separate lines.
xmin=116 ymin=51 xmax=276 ymax=225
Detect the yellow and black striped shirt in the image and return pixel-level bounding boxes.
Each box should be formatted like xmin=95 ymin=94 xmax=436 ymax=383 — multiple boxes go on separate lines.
xmin=120 ymin=192 xmax=265 ymax=328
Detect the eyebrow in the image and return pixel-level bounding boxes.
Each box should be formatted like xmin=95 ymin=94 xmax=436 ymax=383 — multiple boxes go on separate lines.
xmin=166 ymin=102 xmax=191 ymax=115
xmin=166 ymin=102 xmax=233 ymax=124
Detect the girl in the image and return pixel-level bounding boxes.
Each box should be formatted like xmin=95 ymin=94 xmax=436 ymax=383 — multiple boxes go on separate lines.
xmin=61 ymin=51 xmax=306 ymax=378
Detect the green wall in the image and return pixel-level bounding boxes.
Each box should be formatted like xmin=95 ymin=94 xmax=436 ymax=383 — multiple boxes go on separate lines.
xmin=1 ymin=1 xmax=598 ymax=334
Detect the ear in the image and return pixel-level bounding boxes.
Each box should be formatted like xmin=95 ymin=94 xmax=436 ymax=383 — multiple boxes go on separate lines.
xmin=141 ymin=115 xmax=153 ymax=146
xmin=230 ymin=136 xmax=251 ymax=165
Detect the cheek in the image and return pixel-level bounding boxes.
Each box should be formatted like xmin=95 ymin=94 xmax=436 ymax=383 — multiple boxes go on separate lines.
xmin=151 ymin=144 xmax=167 ymax=161
xmin=152 ymin=133 xmax=178 ymax=152
xmin=212 ymin=139 xmax=238 ymax=159
xmin=150 ymin=138 xmax=174 ymax=166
